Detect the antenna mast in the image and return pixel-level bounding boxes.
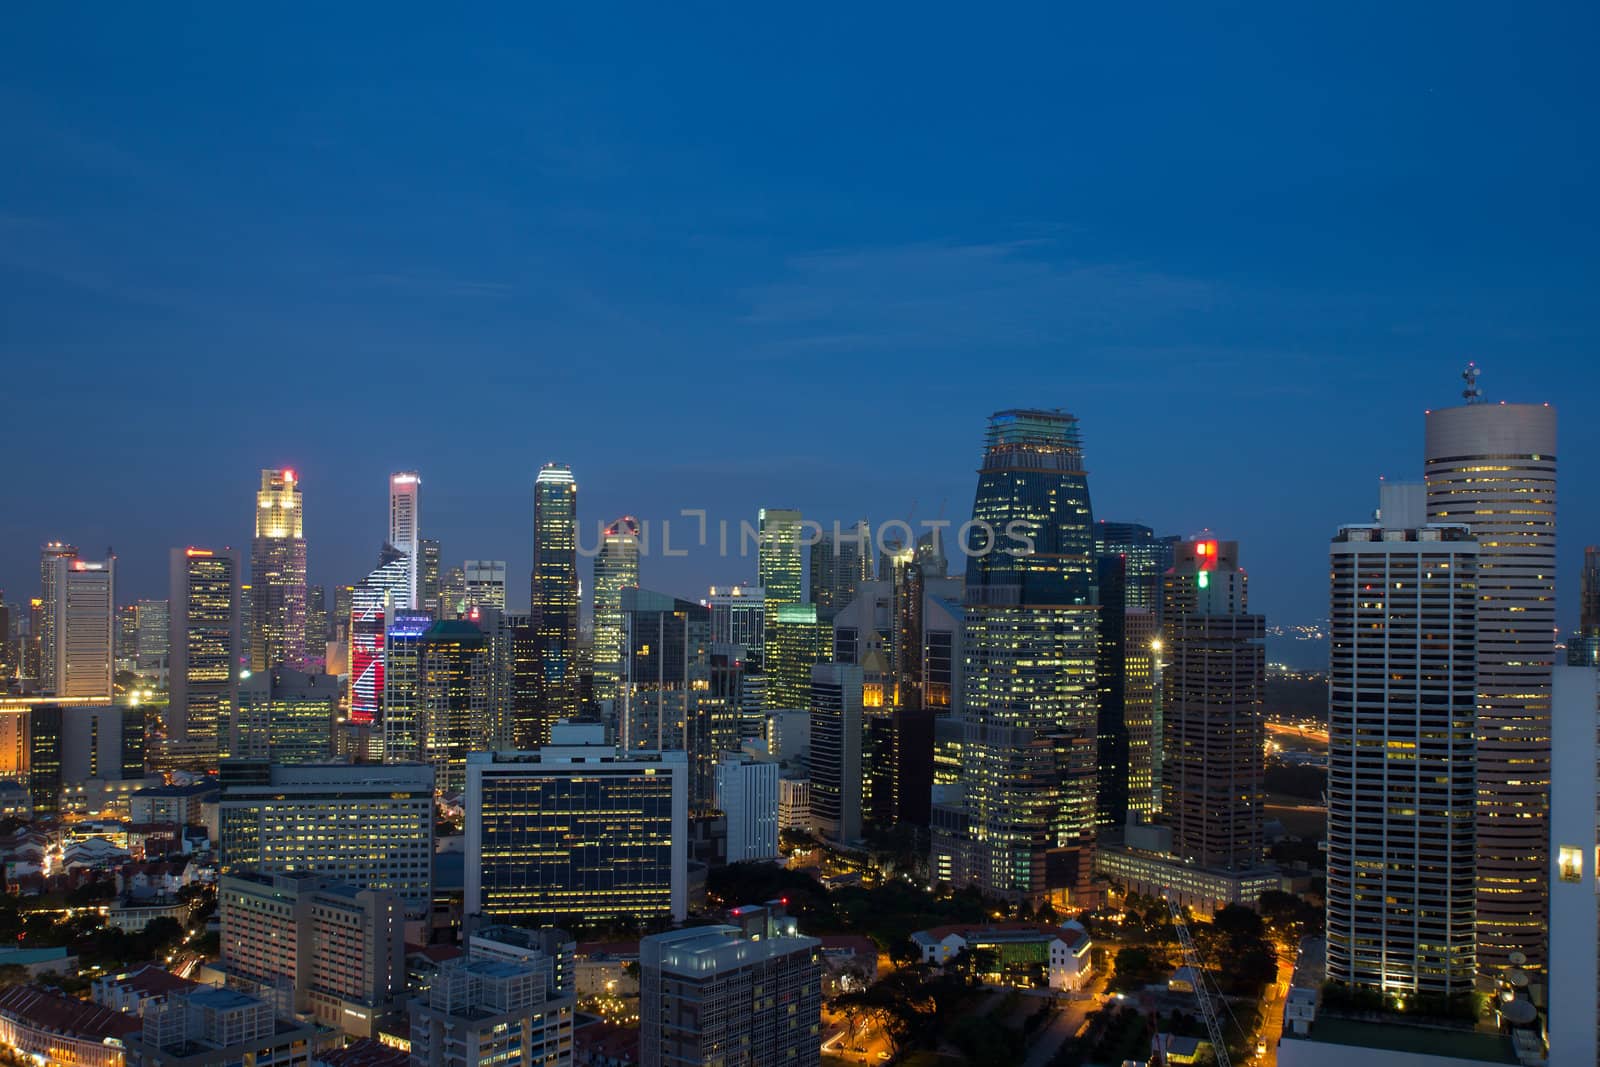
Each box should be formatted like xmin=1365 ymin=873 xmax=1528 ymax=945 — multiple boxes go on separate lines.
xmin=1462 ymin=361 xmax=1483 ymax=404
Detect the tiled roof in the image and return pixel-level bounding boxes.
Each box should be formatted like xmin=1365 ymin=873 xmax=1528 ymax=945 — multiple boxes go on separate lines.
xmin=316 ymin=1038 xmax=411 ymax=1067
xmin=0 ymin=985 xmax=141 ymax=1040
xmin=100 ymin=964 xmax=201 ymax=998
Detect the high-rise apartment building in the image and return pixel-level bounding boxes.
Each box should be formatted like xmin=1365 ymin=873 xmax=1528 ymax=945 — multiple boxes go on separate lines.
xmin=1424 ymin=382 xmax=1556 ymax=973
xmin=389 ymin=472 xmax=422 ymax=610
xmin=463 ymin=560 xmax=508 ymax=611
xmin=809 ymin=663 xmax=863 ymax=844
xmin=52 ymin=554 xmax=116 ymax=699
xmin=758 ymin=508 xmax=804 ymax=621
xmin=1161 ymin=539 xmax=1265 ymax=871
xmin=218 ymin=871 xmax=404 ymax=1036
xmin=934 ymin=410 xmax=1099 ymax=904
xmin=218 ymin=762 xmax=434 ymax=915
xmin=810 ymin=520 xmax=872 ymax=617
xmin=593 ymin=518 xmax=641 ymax=705
xmin=168 ymin=547 xmax=241 ymax=761
xmin=531 ymin=464 xmax=579 ymax=726
xmin=250 ymin=469 xmax=307 ymax=672
xmin=1326 ymin=502 xmax=1478 ymax=998
xmin=38 ymin=542 xmax=78 ymax=692
xmin=464 ymin=724 xmax=687 ymax=926
xmin=640 ymin=905 xmax=821 ymax=1067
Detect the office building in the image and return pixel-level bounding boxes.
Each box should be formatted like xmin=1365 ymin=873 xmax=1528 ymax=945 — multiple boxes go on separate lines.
xmin=766 ymin=603 xmax=824 ymax=710
xmin=1549 ymin=665 xmax=1599 ymax=1066
xmin=134 ymin=599 xmax=170 ymax=673
xmin=464 ymin=725 xmax=688 ymax=925
xmin=389 ymin=472 xmax=422 ymax=610
xmin=779 ymin=775 xmax=811 ymax=833
xmin=37 ymin=542 xmax=78 ymax=693
xmin=593 ymin=518 xmax=641 ymax=705
xmin=1568 ymin=545 xmax=1600 ymax=666
xmin=809 ymin=663 xmax=863 ymax=844
xmin=419 ymin=618 xmax=493 ymax=794
xmin=28 ymin=703 xmax=147 ymax=816
xmin=126 ymin=986 xmax=314 ymax=1067
xmin=1093 ymin=522 xmax=1175 ymax=616
xmin=933 ymin=410 xmax=1099 ymax=905
xmin=302 ymin=586 xmax=327 ymax=665
xmin=463 ymin=560 xmax=507 ymax=611
xmin=409 ymin=935 xmax=576 ymax=1067
xmin=218 ymin=871 xmax=404 ymax=1037
xmin=640 ymin=905 xmax=821 ymax=1067
xmin=349 ymin=544 xmax=410 ymax=727
xmin=231 ymin=668 xmax=337 ymax=764
xmin=714 ymin=753 xmax=780 ymax=862
xmin=1094 ymin=553 xmax=1158 ymax=829
xmin=1326 ymin=502 xmax=1478 ymax=997
xmin=380 ymin=610 xmax=432 ymax=762
xmin=708 ymin=585 xmax=765 ymax=654
xmin=420 ymin=538 xmax=442 ymax=613
xmin=249 ymin=469 xmax=308 ymax=672
xmin=482 ymin=610 xmax=544 ymax=749
xmin=1424 ymin=379 xmax=1557 ymax=973
xmin=168 ymin=547 xmax=241 ymax=761
xmin=810 ymin=520 xmax=872 ymax=616
xmin=619 ymin=589 xmax=737 ymax=807
xmin=531 ymin=464 xmax=580 ymax=726
xmin=758 ymin=507 xmax=803 ymax=647
xmin=1161 ymin=539 xmax=1265 ymax=871
xmin=218 ymin=762 xmax=434 ymax=914
xmin=52 ymin=554 xmax=116 ymax=699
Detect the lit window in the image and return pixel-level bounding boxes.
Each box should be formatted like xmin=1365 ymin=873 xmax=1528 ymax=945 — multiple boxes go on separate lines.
xmin=1559 ymin=845 xmax=1583 ymax=883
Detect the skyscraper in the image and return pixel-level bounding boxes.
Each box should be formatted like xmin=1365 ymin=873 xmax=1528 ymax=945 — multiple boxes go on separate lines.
xmin=531 ymin=465 xmax=579 ymax=726
xmin=1567 ymin=545 xmax=1600 ymax=666
xmin=810 ymin=662 xmax=863 ymax=844
xmin=37 ymin=542 xmax=78 ymax=692
xmin=381 ymin=610 xmax=433 ymax=763
xmin=304 ymin=585 xmax=328 ymax=665
xmin=592 ymin=517 xmax=641 ymax=705
xmin=420 ymin=618 xmax=493 ymax=794
xmin=250 ymin=468 xmax=307 ymax=672
xmin=1161 ymin=539 xmax=1265 ymax=872
xmin=349 ymin=544 xmax=410 ymax=727
xmin=1423 ymin=378 xmax=1556 ymax=973
xmin=420 ymin=538 xmax=442 ymax=616
xmin=463 ymin=560 xmax=508 ymax=611
xmin=758 ymin=508 xmax=804 ymax=620
xmin=168 ymin=546 xmax=242 ymax=760
xmin=1326 ymin=500 xmax=1478 ymax=998
xmin=766 ymin=604 xmax=824 ymax=710
xmin=232 ymin=667 xmax=338 ymax=765
xmin=810 ymin=520 xmax=871 ymax=616
xmin=52 ymin=554 xmax=116 ymax=700
xmin=389 ymin=472 xmax=422 ymax=610
xmin=934 ymin=409 xmax=1099 ymax=904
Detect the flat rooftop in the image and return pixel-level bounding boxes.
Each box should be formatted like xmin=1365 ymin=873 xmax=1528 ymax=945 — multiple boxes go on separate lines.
xmin=1297 ymin=1017 xmax=1518 ymax=1064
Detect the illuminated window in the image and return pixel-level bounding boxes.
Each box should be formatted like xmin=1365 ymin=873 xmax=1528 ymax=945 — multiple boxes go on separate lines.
xmin=1558 ymin=845 xmax=1583 ymax=883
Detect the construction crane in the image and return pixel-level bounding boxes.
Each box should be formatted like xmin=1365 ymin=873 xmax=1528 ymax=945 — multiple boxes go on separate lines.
xmin=1166 ymin=894 xmax=1232 ymax=1067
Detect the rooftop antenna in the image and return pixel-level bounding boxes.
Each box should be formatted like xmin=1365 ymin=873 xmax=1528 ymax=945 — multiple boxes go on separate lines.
xmin=1462 ymin=361 xmax=1483 ymax=404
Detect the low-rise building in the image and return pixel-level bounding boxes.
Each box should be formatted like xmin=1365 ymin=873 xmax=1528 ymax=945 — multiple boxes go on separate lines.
xmin=126 ymin=986 xmax=316 ymax=1067
xmin=0 ymin=946 xmax=78 ymax=978
xmin=130 ymin=782 xmax=218 ymax=828
xmin=408 ymin=944 xmax=577 ymax=1067
xmin=1095 ymin=840 xmax=1280 ymax=913
xmin=0 ymin=985 xmax=141 ymax=1067
xmin=909 ymin=922 xmax=1093 ymax=991
xmin=93 ymin=964 xmax=203 ymax=1016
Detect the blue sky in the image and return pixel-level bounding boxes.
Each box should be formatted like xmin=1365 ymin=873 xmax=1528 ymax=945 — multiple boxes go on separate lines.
xmin=2 ymin=3 xmax=1596 ymax=647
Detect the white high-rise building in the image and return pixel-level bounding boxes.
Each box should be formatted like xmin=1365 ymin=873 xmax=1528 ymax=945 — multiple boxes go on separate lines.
xmin=38 ymin=542 xmax=78 ymax=692
xmin=713 ymin=754 xmax=780 ymax=862
xmin=1326 ymin=492 xmax=1479 ymax=997
xmin=1549 ymin=665 xmax=1599 ymax=1066
xmin=389 ymin=472 xmax=421 ymax=611
xmin=52 ymin=554 xmax=115 ymax=699
xmin=1424 ymin=378 xmax=1557 ymax=974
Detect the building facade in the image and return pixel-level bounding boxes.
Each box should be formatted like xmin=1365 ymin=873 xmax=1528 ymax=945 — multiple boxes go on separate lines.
xmin=531 ymin=464 xmax=580 ymax=727
xmin=1423 ymin=393 xmax=1557 ymax=974
xmin=1326 ymin=512 xmax=1479 ymax=997
xmin=464 ymin=726 xmax=687 ymax=926
xmin=249 ymin=469 xmax=307 ymax=673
